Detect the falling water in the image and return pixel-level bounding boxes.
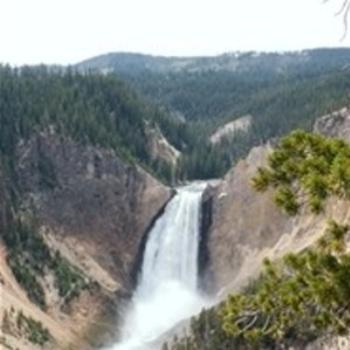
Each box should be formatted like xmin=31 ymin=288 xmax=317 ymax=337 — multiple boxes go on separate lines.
xmin=108 ymin=183 xmax=208 ymax=350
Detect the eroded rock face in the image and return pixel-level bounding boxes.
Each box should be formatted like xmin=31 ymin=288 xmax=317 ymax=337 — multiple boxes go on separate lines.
xmin=314 ymin=107 xmax=350 ymax=141
xmin=209 ymin=115 xmax=252 ymax=145
xmin=206 ymin=109 xmax=350 ymax=295
xmin=0 ymin=132 xmax=171 ymax=349
xmin=145 ymin=123 xmax=181 ymax=167
xmin=305 ymin=336 xmax=350 ymax=350
xmin=16 ymin=132 xmax=172 ymax=291
xmin=205 ymin=145 xmax=294 ymax=293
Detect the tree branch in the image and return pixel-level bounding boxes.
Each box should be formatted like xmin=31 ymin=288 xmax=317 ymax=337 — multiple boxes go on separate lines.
xmin=324 ymin=0 xmax=350 ymax=39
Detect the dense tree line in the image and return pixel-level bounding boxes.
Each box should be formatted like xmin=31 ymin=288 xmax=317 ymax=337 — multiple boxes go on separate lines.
xmin=0 ymin=65 xmax=181 ymax=183
xmin=1 ymin=60 xmax=349 ymax=182
xmin=114 ymin=54 xmax=350 ymax=180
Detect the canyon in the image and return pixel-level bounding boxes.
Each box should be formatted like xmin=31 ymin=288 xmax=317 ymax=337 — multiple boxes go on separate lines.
xmin=1 ymin=50 xmax=350 ymax=349
xmin=2 ymin=107 xmax=350 ymax=350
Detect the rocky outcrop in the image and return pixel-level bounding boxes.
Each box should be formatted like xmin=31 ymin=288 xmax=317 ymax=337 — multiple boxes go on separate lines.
xmin=205 ymin=107 xmax=350 ymax=295
xmin=145 ymin=122 xmax=180 ymax=167
xmin=198 ymin=185 xmax=215 ymax=290
xmin=204 ymin=145 xmax=292 ymax=293
xmin=16 ymin=131 xmax=171 ymax=290
xmin=0 ymin=131 xmax=171 ymax=349
xmin=305 ymin=335 xmax=350 ymax=350
xmin=209 ymin=115 xmax=252 ymax=145
xmin=314 ymin=107 xmax=350 ymax=141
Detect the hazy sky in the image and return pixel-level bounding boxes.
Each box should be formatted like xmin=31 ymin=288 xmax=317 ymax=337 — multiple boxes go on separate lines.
xmin=0 ymin=0 xmax=349 ymax=65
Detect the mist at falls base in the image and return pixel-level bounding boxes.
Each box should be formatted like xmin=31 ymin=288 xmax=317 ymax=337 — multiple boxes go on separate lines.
xmin=107 ymin=183 xmax=211 ymax=350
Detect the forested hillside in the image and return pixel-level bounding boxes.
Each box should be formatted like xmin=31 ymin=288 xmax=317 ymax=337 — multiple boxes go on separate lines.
xmin=78 ymin=49 xmax=350 ymax=179
xmin=2 ymin=51 xmax=350 ymax=183
xmin=0 ymin=65 xmax=184 ymax=183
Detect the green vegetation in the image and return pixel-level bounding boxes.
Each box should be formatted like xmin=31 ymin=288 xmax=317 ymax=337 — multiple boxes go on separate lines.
xmin=252 ymin=130 xmax=350 ymax=215
xmin=4 ymin=217 xmax=51 ymax=273
xmin=3 ymin=215 xmax=88 ymax=309
xmin=8 ymin=255 xmax=46 ymax=309
xmin=169 ymin=221 xmax=350 ymax=349
xmin=166 ymin=131 xmax=350 ymax=349
xmin=1 ymin=58 xmax=350 ymax=182
xmin=0 ymin=60 xmax=350 ymax=349
xmin=221 ymin=220 xmax=350 ymax=346
xmin=0 ymin=65 xmax=176 ymax=183
xmin=17 ymin=311 xmax=51 ymax=346
xmin=113 ymin=50 xmax=350 ymax=179
xmin=0 ymin=65 xmax=177 ymax=310
xmin=0 ymin=64 xmax=177 ymax=307
xmin=5 ymin=218 xmax=50 ymax=309
xmin=1 ymin=309 xmax=51 ymax=347
xmin=52 ymin=251 xmax=88 ymax=303
xmin=37 ymin=149 xmax=58 ymax=190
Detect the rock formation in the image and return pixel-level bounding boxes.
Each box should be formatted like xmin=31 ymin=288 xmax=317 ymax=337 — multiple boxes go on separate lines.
xmin=209 ymin=115 xmax=252 ymax=145
xmin=205 ymin=107 xmax=350 ymax=297
xmin=0 ymin=131 xmax=171 ymax=350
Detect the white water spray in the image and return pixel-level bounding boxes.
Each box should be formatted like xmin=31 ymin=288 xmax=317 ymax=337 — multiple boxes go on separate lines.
xmin=108 ymin=183 xmax=208 ymax=350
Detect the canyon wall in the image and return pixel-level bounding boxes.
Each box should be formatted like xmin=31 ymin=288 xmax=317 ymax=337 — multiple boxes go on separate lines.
xmin=0 ymin=131 xmax=171 ymax=350
xmin=205 ymin=107 xmax=350 ymax=296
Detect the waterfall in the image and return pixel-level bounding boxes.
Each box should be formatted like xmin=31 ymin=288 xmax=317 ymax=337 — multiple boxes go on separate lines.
xmin=109 ymin=183 xmax=208 ymax=350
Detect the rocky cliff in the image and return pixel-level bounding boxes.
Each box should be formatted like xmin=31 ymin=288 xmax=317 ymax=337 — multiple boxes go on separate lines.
xmin=16 ymin=131 xmax=171 ymax=289
xmin=205 ymin=107 xmax=350 ymax=295
xmin=0 ymin=131 xmax=171 ymax=350
xmin=145 ymin=122 xmax=181 ymax=167
xmin=209 ymin=115 xmax=252 ymax=145
xmin=314 ymin=107 xmax=350 ymax=141
xmin=202 ymin=106 xmax=350 ymax=349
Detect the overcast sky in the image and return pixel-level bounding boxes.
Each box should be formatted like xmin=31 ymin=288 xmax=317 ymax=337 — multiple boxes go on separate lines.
xmin=0 ymin=0 xmax=349 ymax=65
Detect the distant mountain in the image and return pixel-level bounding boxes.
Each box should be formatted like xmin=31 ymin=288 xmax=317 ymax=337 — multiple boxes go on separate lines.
xmin=77 ymin=48 xmax=350 ymax=76
xmin=76 ymin=49 xmax=350 ymax=126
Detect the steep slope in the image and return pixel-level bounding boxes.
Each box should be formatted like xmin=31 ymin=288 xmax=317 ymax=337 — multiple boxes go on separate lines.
xmin=205 ymin=106 xmax=350 ymax=295
xmin=16 ymin=131 xmax=172 ymax=290
xmin=163 ymin=107 xmax=350 ymax=350
xmin=0 ymin=132 xmax=171 ymax=350
xmin=209 ymin=115 xmax=252 ymax=144
xmin=0 ymin=66 xmax=173 ymax=349
xmin=145 ymin=122 xmax=181 ymax=167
